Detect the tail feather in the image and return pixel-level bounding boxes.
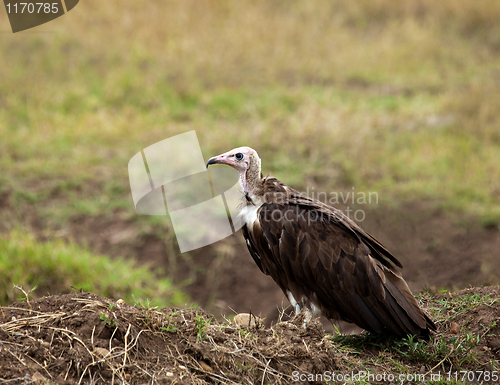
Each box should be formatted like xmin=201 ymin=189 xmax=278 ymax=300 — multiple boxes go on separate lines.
xmin=378 ymin=270 xmax=435 ymax=337
xmin=347 ymin=269 xmax=436 ymax=337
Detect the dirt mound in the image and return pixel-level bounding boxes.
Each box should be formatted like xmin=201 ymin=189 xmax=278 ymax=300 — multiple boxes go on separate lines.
xmin=1 ymin=287 xmax=499 ymax=384
xmin=0 ymin=293 xmax=335 ymax=384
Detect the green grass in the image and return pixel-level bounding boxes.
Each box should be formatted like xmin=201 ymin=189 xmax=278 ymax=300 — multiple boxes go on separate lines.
xmin=333 ymin=290 xmax=499 ymax=378
xmin=195 ymin=312 xmax=212 ymax=342
xmin=431 ymin=292 xmax=500 ymax=321
xmin=0 ymin=230 xmax=188 ymax=307
xmin=333 ymin=331 xmax=484 ymax=374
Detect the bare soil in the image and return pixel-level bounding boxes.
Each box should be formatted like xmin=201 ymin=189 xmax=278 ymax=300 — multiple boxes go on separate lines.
xmin=1 ymin=286 xmax=500 ymax=384
xmin=0 ymin=292 xmax=339 ymax=384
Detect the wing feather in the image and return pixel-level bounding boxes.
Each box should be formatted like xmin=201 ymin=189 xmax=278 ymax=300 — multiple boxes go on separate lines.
xmin=244 ymin=196 xmax=435 ymax=337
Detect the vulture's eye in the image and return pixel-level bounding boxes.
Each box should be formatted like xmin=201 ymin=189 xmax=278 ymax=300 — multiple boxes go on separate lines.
xmin=235 ymin=153 xmax=243 ymax=161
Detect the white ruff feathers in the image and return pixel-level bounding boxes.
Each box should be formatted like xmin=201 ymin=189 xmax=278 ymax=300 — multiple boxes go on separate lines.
xmin=239 ymin=204 xmax=260 ymax=227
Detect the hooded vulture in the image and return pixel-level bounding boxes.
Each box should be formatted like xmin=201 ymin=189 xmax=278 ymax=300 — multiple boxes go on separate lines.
xmin=206 ymin=146 xmax=435 ymax=337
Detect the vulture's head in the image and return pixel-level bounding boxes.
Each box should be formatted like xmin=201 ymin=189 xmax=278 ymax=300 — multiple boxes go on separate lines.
xmin=206 ymin=146 xmax=262 ymax=194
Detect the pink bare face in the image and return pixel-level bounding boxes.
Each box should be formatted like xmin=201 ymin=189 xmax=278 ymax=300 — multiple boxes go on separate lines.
xmin=206 ymin=146 xmax=253 ymax=173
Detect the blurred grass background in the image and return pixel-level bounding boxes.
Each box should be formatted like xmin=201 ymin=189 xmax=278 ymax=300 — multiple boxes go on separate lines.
xmin=1 ymin=0 xmax=499 ymax=305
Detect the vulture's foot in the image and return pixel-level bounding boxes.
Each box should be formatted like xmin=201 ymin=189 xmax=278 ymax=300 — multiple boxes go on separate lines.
xmin=302 ymin=308 xmax=313 ymax=329
xmin=293 ymin=307 xmax=313 ymax=329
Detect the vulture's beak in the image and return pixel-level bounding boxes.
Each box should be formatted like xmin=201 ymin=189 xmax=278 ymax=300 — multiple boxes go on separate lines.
xmin=206 ymin=157 xmax=220 ymax=168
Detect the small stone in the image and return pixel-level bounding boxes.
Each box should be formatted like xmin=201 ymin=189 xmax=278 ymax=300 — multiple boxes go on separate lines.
xmin=31 ymin=371 xmax=45 ymax=382
xmin=166 ymin=372 xmax=174 ymax=377
xmin=482 ymin=346 xmax=489 ymax=351
xmin=199 ymin=361 xmax=213 ymax=373
xmin=233 ymin=313 xmax=262 ymax=328
xmin=450 ymin=322 xmax=460 ymax=334
xmin=94 ymin=347 xmax=110 ymax=357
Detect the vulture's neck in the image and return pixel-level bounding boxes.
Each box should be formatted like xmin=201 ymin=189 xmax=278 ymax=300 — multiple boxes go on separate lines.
xmin=240 ymin=152 xmax=264 ymax=200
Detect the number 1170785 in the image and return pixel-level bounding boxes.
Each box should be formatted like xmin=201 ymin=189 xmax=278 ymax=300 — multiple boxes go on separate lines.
xmin=6 ymin=3 xmax=59 ymax=14
xmin=447 ymin=371 xmax=498 ymax=382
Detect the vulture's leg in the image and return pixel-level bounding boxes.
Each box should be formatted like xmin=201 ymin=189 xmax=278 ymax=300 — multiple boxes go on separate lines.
xmin=287 ymin=291 xmax=303 ymax=315
xmin=287 ymin=291 xmax=313 ymax=327
xmin=302 ymin=308 xmax=313 ymax=328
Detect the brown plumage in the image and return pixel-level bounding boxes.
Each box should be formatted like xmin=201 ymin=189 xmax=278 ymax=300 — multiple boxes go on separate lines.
xmin=206 ymin=147 xmax=436 ymax=337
